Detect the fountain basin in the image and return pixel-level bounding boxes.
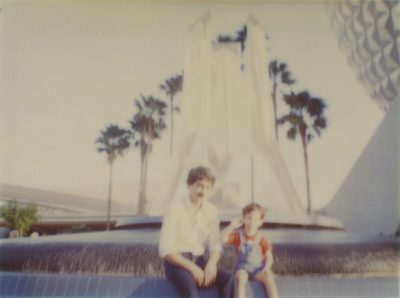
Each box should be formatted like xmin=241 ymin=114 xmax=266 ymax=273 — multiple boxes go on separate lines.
xmin=1 ymin=216 xmax=399 ymax=297
xmin=1 ymin=228 xmax=398 ymax=277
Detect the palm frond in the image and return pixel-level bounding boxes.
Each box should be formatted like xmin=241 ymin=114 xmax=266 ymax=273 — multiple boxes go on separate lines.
xmin=281 ymin=71 xmax=296 ymax=85
xmin=268 ymin=60 xmax=278 ymax=79
xmin=278 ymin=62 xmax=287 ymax=72
xmin=96 ymin=124 xmax=131 ymax=161
xmin=130 ymin=94 xmax=167 ymax=146
xmin=280 ymin=90 xmax=327 ymax=143
xmin=278 ymin=114 xmax=302 ymax=126
xmin=308 ymin=97 xmax=326 ymax=116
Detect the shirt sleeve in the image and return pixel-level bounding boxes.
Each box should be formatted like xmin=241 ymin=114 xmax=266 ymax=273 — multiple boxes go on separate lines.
xmin=227 ymin=231 xmax=240 ymax=250
xmin=207 ymin=210 xmax=222 ymax=253
xmin=159 ymin=205 xmax=178 ymax=258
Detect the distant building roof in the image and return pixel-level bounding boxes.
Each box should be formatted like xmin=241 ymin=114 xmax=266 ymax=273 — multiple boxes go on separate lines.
xmin=0 ymin=183 xmax=134 ymax=217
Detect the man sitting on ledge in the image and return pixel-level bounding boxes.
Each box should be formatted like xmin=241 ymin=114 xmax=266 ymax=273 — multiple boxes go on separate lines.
xmin=159 ymin=166 xmax=235 ymax=298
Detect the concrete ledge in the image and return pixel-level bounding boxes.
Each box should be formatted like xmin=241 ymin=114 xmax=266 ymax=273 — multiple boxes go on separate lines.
xmin=0 ymin=271 xmax=265 ymax=297
xmin=1 ymin=271 xmax=399 ymax=297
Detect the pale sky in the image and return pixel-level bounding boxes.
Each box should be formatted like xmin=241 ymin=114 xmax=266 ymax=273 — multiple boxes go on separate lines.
xmin=0 ymin=0 xmax=384 ymax=211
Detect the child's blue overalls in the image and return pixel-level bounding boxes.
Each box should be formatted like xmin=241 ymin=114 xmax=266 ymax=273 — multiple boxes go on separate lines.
xmin=235 ymin=231 xmax=265 ymax=279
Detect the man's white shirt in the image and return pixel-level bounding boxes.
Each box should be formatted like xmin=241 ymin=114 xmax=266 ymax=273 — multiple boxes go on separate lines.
xmin=159 ymin=199 xmax=222 ymax=258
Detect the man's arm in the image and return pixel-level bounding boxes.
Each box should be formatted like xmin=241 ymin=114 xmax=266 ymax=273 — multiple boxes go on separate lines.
xmin=203 ymin=250 xmax=220 ymax=286
xmin=159 ymin=205 xmax=178 ymax=259
xmin=164 ymin=253 xmax=205 ymax=286
xmin=204 ymin=212 xmax=224 ymax=286
xmin=160 ymin=206 xmax=206 ymax=286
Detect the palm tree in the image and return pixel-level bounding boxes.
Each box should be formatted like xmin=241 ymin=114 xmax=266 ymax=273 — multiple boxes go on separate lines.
xmin=96 ymin=124 xmax=130 ymax=230
xmin=160 ymin=73 xmax=183 ymax=156
xmin=268 ymin=60 xmax=296 ymax=142
xmin=278 ymin=91 xmax=327 ymax=214
xmin=216 ymin=25 xmax=247 ymax=53
xmin=235 ymin=25 xmax=247 ymax=53
xmin=129 ymin=95 xmax=167 ymax=215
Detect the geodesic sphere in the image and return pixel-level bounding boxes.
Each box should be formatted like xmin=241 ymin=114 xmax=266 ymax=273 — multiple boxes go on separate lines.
xmin=326 ymin=0 xmax=400 ymax=109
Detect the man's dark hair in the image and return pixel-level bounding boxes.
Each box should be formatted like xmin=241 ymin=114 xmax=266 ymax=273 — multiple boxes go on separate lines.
xmin=186 ymin=166 xmax=215 ymax=186
xmin=242 ymin=203 xmax=265 ymax=220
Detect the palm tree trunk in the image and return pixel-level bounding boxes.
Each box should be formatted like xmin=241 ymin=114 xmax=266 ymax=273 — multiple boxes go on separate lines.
xmin=106 ymin=162 xmax=113 ymax=231
xmin=170 ymin=95 xmax=174 ymax=156
xmin=251 ymin=154 xmax=254 ymax=203
xmin=272 ymin=81 xmax=279 ymax=142
xmin=300 ymin=128 xmax=311 ymax=214
xmin=142 ymin=147 xmax=149 ymax=213
xmin=138 ymin=144 xmax=146 ymax=215
xmin=138 ymin=138 xmax=151 ymax=216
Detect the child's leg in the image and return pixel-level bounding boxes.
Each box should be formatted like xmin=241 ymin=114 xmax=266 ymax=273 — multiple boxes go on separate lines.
xmin=254 ymin=270 xmax=279 ymax=298
xmin=235 ymin=269 xmax=248 ymax=298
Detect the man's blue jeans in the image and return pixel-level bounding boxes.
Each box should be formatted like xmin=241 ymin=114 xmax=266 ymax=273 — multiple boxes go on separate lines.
xmin=163 ymin=252 xmax=235 ymax=298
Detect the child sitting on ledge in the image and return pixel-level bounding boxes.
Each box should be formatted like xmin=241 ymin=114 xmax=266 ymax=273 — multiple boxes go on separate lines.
xmin=221 ymin=203 xmax=279 ymax=298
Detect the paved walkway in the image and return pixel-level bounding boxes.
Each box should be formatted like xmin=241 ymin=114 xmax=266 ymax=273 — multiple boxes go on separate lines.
xmin=0 ymin=271 xmax=399 ymax=297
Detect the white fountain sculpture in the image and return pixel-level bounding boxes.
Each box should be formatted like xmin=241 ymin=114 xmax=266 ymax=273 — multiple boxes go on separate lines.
xmin=153 ymin=15 xmax=308 ymax=221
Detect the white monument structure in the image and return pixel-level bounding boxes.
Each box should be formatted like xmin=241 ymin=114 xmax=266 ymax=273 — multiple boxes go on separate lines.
xmin=156 ymin=16 xmax=340 ymax=228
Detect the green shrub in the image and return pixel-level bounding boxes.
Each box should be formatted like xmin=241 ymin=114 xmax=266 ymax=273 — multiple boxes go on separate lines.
xmin=0 ymin=198 xmax=39 ymax=237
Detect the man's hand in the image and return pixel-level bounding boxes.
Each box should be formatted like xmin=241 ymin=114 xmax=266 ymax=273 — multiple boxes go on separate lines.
xmin=203 ymin=262 xmax=217 ymax=287
xmin=190 ymin=264 xmax=205 ymax=287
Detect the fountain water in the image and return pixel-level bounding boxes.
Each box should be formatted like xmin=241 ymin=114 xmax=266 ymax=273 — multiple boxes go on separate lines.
xmin=0 ymin=223 xmax=399 ymax=277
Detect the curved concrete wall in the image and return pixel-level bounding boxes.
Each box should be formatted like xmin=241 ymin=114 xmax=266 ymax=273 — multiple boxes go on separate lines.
xmin=322 ymin=100 xmax=399 ymax=235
